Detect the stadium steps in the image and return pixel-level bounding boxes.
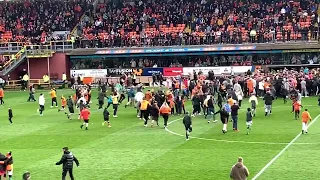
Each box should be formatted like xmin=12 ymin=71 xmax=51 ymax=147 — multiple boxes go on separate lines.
xmin=0 ymin=48 xmax=27 ymax=76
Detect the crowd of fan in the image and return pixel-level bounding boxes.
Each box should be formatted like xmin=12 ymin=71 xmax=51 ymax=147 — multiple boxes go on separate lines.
xmin=76 ymin=0 xmax=320 ymax=48
xmin=0 ymin=0 xmax=319 ymax=48
xmin=0 ymin=0 xmax=92 ymax=44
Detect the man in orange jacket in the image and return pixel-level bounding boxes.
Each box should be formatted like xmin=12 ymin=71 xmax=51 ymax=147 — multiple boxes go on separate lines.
xmin=160 ymin=102 xmax=171 ymax=128
xmin=301 ymin=109 xmax=312 ymax=134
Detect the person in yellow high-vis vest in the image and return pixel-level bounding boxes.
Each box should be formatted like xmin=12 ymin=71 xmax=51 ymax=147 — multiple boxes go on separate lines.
xmin=22 ymin=74 xmax=29 ymax=91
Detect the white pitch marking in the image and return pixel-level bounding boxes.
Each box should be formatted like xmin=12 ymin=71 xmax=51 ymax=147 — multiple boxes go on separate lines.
xmin=165 ymin=118 xmax=318 ymax=145
xmin=251 ymin=113 xmax=320 ymax=180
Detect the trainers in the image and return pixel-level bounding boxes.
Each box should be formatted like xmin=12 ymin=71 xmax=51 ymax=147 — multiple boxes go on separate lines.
xmin=186 ymin=138 xmax=189 ymax=141
xmin=102 ymin=122 xmax=105 ymax=126
xmin=80 ymin=125 xmax=83 ymax=129
xmin=144 ymin=124 xmax=147 ymax=127
xmin=113 ymin=115 xmax=118 ymax=118
xmin=213 ymin=120 xmax=218 ymax=123
xmin=108 ymin=125 xmax=111 ymax=128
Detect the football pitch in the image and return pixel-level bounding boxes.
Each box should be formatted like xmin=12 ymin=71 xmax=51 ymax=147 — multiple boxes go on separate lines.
xmin=1 ymin=89 xmax=320 ymax=180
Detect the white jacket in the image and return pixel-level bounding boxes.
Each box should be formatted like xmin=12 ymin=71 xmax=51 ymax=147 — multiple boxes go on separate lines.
xmin=39 ymin=95 xmax=45 ymax=105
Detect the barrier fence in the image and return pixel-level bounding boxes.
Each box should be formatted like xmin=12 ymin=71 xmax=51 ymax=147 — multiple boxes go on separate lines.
xmin=70 ymin=66 xmax=254 ymax=78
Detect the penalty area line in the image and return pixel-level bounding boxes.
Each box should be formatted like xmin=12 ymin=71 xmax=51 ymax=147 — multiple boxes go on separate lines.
xmin=252 ymin=113 xmax=320 ymax=180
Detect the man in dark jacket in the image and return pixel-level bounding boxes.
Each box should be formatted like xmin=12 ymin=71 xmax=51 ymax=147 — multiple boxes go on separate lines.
xmin=263 ymin=92 xmax=274 ymax=116
xmin=66 ymin=96 xmax=75 ymax=120
xmin=55 ymin=147 xmax=79 ymax=180
xmin=97 ymin=90 xmax=106 ymax=109
xmin=183 ymin=113 xmax=192 ymax=141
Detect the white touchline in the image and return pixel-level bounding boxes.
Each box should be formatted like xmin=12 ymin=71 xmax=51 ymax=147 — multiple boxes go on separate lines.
xmin=252 ymin=113 xmax=320 ymax=180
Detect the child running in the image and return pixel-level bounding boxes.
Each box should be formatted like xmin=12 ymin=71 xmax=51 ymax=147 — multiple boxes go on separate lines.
xmin=301 ymin=109 xmax=312 ymax=134
xmin=102 ymin=107 xmax=111 ymax=127
xmin=58 ymin=96 xmax=67 ymax=112
xmin=8 ymin=107 xmax=13 ymax=125
xmin=293 ymin=100 xmax=303 ymax=120
xmin=80 ymin=106 xmax=91 ymax=130
xmin=248 ymin=93 xmax=258 ymax=117
xmin=246 ymin=108 xmax=253 ymax=135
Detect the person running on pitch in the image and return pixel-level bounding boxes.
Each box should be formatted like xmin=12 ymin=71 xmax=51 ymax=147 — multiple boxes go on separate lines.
xmin=77 ymin=96 xmax=87 ymax=119
xmin=0 ymin=88 xmax=4 ymax=105
xmin=293 ymin=100 xmax=303 ymax=120
xmin=49 ymin=88 xmax=58 ymax=108
xmin=102 ymin=107 xmax=111 ymax=127
xmin=204 ymin=95 xmax=217 ymax=123
xmin=263 ymin=91 xmax=274 ymax=116
xmin=160 ymin=102 xmax=171 ymax=128
xmin=8 ymin=107 xmax=13 ymax=125
xmin=27 ymin=85 xmax=36 ymax=102
xmin=183 ymin=112 xmax=193 ymax=141
xmin=125 ymin=87 xmax=135 ymax=108
xmin=58 ymin=95 xmax=67 ymax=112
xmin=248 ymin=93 xmax=258 ymax=117
xmin=246 ymin=108 xmax=254 ymax=135
xmin=231 ymin=102 xmax=240 ymax=131
xmin=38 ymin=93 xmax=45 ymax=116
xmin=214 ymin=103 xmax=231 ymax=134
xmin=140 ymin=97 xmax=151 ymax=127
xmin=150 ymin=101 xmax=160 ymax=127
xmin=301 ymin=109 xmax=312 ymax=134
xmin=80 ymin=106 xmax=91 ymax=130
xmin=66 ymin=96 xmax=75 ymax=120
xmin=3 ymin=151 xmax=13 ymax=180
xmin=97 ymin=90 xmax=106 ymax=109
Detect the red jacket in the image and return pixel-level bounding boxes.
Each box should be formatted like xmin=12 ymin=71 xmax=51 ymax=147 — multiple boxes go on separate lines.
xmin=81 ymin=108 xmax=91 ymax=120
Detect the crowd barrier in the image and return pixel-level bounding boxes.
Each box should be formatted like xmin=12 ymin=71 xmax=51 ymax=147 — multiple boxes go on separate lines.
xmin=70 ymin=66 xmax=255 ymax=78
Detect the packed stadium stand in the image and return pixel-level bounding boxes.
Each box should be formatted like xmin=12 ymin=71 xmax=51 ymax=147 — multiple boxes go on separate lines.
xmin=76 ymin=0 xmax=319 ymax=47
xmin=0 ymin=0 xmax=92 ymax=43
xmin=0 ymin=0 xmax=319 ymax=47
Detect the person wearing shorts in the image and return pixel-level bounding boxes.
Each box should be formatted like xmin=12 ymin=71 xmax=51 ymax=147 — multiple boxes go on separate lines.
xmin=80 ymin=107 xmax=90 ymax=130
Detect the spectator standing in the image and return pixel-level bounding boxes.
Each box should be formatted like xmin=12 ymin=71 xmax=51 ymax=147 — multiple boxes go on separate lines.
xmin=55 ymin=147 xmax=79 ymax=180
xmin=230 ymin=157 xmax=250 ymax=180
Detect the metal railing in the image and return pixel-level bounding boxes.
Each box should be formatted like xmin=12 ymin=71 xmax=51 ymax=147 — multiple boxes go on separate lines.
xmin=50 ymin=40 xmax=74 ymax=52
xmin=0 ymin=47 xmax=27 ymax=75
xmin=0 ymin=40 xmax=74 ymax=54
xmin=25 ymin=45 xmax=54 ymax=58
xmin=0 ymin=42 xmax=25 ymax=53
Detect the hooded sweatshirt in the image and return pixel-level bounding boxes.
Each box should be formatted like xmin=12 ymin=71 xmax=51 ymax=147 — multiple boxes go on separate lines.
xmin=230 ymin=162 xmax=249 ymax=180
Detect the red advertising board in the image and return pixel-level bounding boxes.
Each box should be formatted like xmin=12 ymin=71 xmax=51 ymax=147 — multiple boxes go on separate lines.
xmin=163 ymin=67 xmax=183 ymax=76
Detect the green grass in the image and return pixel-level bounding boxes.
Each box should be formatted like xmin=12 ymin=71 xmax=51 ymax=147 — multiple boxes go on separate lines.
xmin=1 ymin=89 xmax=320 ymax=180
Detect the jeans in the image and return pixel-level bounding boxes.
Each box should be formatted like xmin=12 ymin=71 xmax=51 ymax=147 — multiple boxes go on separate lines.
xmin=206 ymin=107 xmax=215 ymax=120
xmin=232 ymin=115 xmax=238 ymax=130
